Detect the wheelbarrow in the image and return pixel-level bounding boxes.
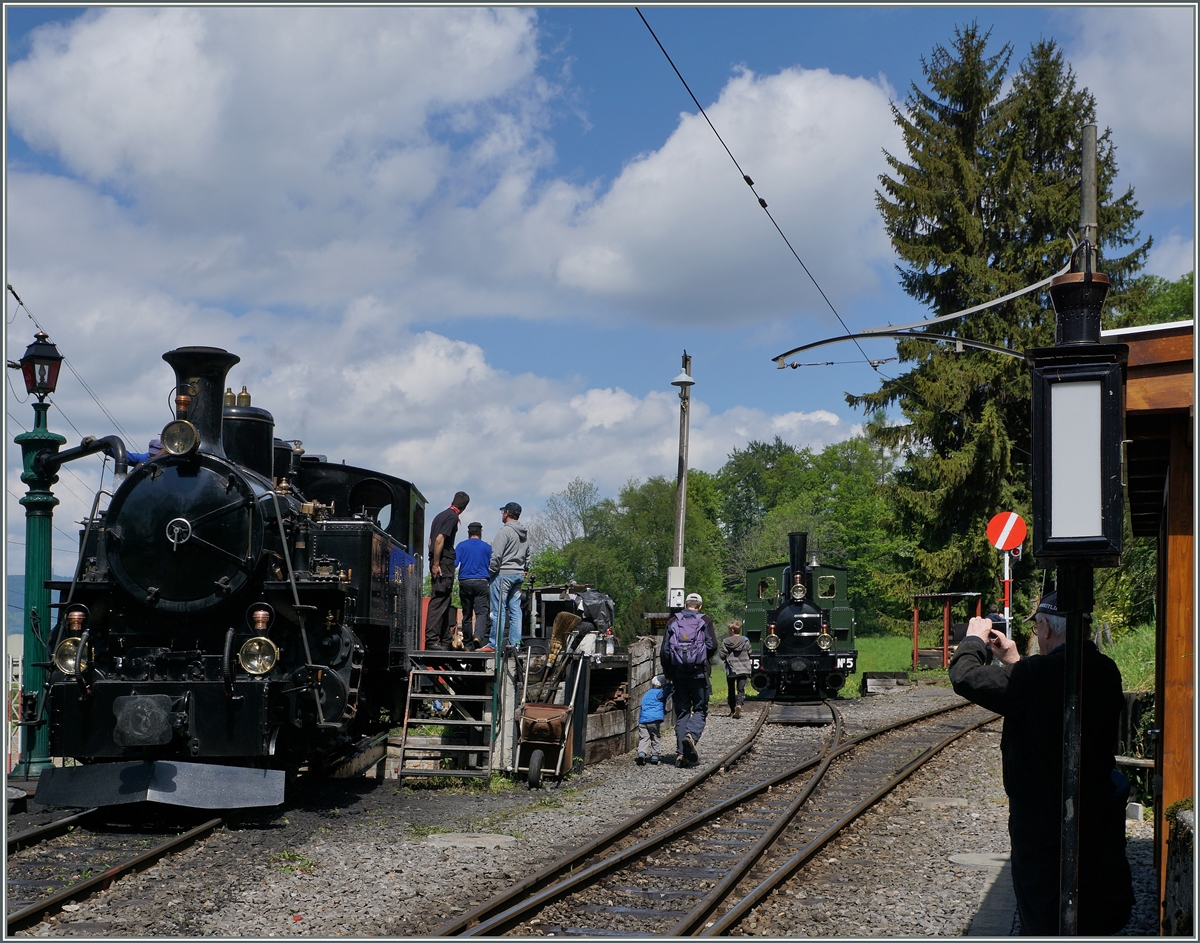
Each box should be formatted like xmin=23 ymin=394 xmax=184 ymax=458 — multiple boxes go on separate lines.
xmin=515 ymin=703 xmax=572 ymax=789
xmin=514 ymin=646 xmax=586 ymax=789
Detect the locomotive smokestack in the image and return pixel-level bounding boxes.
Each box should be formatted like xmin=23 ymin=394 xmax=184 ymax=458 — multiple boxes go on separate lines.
xmin=162 ymin=347 xmax=240 ymax=458
xmin=788 ymin=532 xmax=808 ymax=587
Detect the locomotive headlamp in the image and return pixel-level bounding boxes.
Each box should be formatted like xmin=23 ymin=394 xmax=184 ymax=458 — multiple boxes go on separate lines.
xmin=18 ymin=331 xmax=64 ymax=401
xmin=817 ymin=632 xmax=833 ymax=651
xmin=53 ymin=637 xmax=88 ymax=675
xmin=790 ymin=583 xmax=806 ymax=603
xmin=161 ymin=419 xmax=200 ymax=457
xmin=763 ymin=632 xmax=781 ymax=652
xmin=238 ymin=636 xmax=279 ymax=675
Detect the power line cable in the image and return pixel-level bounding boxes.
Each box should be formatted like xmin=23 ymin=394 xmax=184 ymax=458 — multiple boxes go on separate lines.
xmin=7 ymin=284 xmax=136 ymax=445
xmin=7 ymin=411 xmax=97 ymax=505
xmin=634 ymin=8 xmax=876 ymax=370
xmin=7 ymin=539 xmax=80 ymax=557
xmin=5 ymin=488 xmax=81 ymax=547
xmin=634 ymin=10 xmax=1022 ymax=453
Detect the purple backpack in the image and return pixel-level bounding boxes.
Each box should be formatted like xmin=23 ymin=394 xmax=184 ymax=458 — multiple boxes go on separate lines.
xmin=664 ymin=610 xmax=710 ymax=668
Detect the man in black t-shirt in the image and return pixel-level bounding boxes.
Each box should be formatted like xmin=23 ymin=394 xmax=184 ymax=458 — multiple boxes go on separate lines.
xmin=426 ymin=491 xmax=469 ymax=650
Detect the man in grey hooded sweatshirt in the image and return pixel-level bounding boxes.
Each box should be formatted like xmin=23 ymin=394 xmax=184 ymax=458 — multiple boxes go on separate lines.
xmin=484 ymin=502 xmax=530 ymax=652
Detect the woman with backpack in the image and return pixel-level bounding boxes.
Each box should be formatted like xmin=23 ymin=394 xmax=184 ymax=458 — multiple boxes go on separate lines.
xmin=720 ymin=621 xmax=753 ymax=718
xmin=659 ymin=592 xmax=717 ymax=767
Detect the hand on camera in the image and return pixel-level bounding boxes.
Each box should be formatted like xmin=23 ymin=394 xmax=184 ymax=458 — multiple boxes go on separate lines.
xmin=967 ymin=616 xmax=1020 ymax=665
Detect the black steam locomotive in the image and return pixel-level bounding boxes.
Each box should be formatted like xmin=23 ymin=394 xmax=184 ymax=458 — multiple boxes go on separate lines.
xmin=743 ymin=532 xmax=857 ymax=700
xmin=34 ymin=346 xmax=426 ymax=809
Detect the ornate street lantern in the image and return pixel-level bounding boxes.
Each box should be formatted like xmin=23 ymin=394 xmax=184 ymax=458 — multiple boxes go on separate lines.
xmin=1027 ymin=266 xmax=1126 ymax=567
xmin=19 ymin=331 xmax=63 ymax=401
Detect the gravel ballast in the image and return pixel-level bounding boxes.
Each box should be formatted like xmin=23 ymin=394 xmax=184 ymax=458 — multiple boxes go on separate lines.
xmin=16 ymin=684 xmax=1159 ymax=937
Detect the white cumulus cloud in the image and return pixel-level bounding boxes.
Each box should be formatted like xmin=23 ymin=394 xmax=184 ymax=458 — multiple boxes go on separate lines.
xmin=1064 ymin=6 xmax=1195 ymax=211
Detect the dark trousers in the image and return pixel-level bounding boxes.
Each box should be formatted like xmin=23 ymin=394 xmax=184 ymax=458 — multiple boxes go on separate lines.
xmin=1009 ymin=814 xmax=1134 ymax=935
xmin=459 ymin=578 xmax=490 ymax=644
xmin=670 ymin=673 xmax=709 ymax=754
xmin=726 ymin=674 xmax=748 ymax=710
xmin=426 ymin=573 xmax=455 ymax=647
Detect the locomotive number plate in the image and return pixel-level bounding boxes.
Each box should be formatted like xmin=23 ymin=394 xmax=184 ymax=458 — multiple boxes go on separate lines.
xmin=836 ymin=657 xmax=855 ymax=669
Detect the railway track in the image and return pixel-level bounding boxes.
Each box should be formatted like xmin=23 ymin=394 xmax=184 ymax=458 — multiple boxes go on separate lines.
xmin=5 ymin=809 xmax=223 ymax=934
xmin=438 ymin=700 xmax=997 ymax=937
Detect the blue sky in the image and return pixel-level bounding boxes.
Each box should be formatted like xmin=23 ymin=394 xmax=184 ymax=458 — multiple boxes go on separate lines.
xmin=5 ymin=6 xmax=1194 ymax=571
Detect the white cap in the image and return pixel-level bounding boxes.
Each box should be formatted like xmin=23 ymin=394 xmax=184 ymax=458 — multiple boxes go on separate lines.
xmin=685 ymin=593 xmax=703 ymax=605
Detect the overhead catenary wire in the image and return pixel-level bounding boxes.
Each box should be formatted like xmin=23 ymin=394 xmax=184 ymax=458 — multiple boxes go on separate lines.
xmin=634 ymin=8 xmax=876 ymax=372
xmin=7 ymin=284 xmax=136 ymax=446
xmin=634 ymin=11 xmax=1031 ymax=458
xmin=7 ymin=411 xmax=99 ymax=506
xmin=6 ymin=488 xmax=82 ymax=547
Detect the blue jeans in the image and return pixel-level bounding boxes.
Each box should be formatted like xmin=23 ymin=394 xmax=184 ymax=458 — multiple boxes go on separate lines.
xmin=488 ymin=573 xmax=524 ymax=649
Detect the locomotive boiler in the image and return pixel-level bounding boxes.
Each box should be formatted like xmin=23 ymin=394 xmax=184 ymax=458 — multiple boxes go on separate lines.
xmin=33 ymin=346 xmax=426 ymax=809
xmin=743 ymin=532 xmax=857 ymax=700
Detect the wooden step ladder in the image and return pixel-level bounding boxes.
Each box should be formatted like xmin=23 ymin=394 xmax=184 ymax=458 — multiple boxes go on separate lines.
xmin=396 ymin=651 xmax=498 ymax=780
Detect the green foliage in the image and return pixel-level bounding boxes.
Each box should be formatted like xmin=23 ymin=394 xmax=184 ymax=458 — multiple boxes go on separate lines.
xmin=1106 ymin=622 xmax=1156 ymax=693
xmin=1106 ymin=271 xmax=1193 ymax=329
xmin=271 ymin=850 xmax=319 ymax=875
xmin=851 ymin=27 xmax=1148 ymax=620
xmin=725 ymin=433 xmax=907 ymax=632
xmin=1095 ymin=526 xmax=1157 ymax=634
xmin=533 ymin=433 xmax=906 ymax=640
xmin=544 ymin=476 xmax=727 ymax=642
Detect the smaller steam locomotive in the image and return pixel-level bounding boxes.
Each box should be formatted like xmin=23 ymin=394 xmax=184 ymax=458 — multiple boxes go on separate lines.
xmin=743 ymin=532 xmax=857 ymax=700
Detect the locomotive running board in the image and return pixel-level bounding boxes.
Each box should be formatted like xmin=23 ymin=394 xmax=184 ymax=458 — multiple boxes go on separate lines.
xmin=34 ymin=761 xmax=286 ymax=809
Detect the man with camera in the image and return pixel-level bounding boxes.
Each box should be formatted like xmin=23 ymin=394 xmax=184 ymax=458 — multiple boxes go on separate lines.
xmin=949 ymin=592 xmax=1134 ymax=935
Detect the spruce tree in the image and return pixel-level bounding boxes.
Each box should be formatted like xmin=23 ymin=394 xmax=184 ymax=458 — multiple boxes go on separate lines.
xmin=851 ymin=26 xmax=1148 ymax=620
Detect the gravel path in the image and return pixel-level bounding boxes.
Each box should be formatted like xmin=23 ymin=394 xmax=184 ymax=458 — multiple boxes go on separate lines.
xmin=15 ymin=683 xmax=1158 ymax=937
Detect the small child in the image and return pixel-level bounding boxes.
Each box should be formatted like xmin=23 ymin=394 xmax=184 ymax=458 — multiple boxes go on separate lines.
xmin=636 ymin=675 xmax=671 ymax=766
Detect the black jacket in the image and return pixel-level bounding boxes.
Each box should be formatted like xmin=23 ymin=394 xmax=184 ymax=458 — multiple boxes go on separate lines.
xmin=950 ymin=636 xmax=1133 ymax=934
xmin=950 ymin=636 xmax=1124 ymax=825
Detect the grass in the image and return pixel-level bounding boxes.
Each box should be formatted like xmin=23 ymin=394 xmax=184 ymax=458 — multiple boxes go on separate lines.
xmin=400 ymin=772 xmax=517 ymax=794
xmin=271 ymin=850 xmax=318 ymax=875
xmin=707 ymin=634 xmax=949 ymax=705
xmin=1107 ymin=623 xmax=1155 ymax=691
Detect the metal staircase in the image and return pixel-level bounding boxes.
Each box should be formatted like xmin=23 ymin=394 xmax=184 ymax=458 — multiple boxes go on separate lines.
xmin=396 ymin=651 xmax=497 ymax=779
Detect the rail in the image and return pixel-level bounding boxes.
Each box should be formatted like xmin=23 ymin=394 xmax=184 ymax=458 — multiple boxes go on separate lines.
xmin=440 ymin=699 xmax=984 ymax=937
xmin=6 ymin=815 xmax=223 ymax=933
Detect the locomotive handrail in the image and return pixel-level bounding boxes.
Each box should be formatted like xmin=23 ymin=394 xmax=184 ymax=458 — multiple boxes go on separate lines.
xmin=265 ymin=486 xmax=330 ymax=727
xmin=65 ymin=488 xmax=116 ymax=607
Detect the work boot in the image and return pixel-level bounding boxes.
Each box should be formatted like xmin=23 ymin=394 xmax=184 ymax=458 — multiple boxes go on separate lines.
xmin=732 ymin=706 xmax=741 ymax=719
xmin=675 ymin=754 xmax=685 ymax=767
xmin=636 ymin=753 xmax=646 ymax=766
xmin=682 ymin=733 xmax=699 ymax=765
xmin=648 ymin=755 xmax=660 ymax=765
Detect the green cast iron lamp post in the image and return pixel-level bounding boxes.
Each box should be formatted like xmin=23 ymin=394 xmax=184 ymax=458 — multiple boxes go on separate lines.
xmin=12 ymin=331 xmax=66 ymax=777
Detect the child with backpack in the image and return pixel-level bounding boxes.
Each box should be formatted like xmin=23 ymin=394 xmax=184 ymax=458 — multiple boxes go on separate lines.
xmin=636 ymin=675 xmax=672 ymax=765
xmin=659 ymin=592 xmax=717 ymax=767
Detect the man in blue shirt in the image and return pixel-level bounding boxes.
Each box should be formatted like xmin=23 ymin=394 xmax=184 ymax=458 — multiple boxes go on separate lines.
xmin=455 ymin=523 xmax=492 ymax=650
